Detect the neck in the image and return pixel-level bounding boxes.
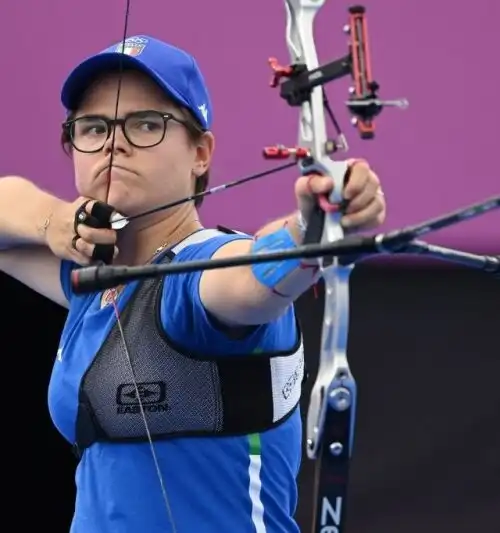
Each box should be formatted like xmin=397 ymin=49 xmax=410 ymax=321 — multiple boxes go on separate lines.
xmin=115 ymin=204 xmax=202 ymax=266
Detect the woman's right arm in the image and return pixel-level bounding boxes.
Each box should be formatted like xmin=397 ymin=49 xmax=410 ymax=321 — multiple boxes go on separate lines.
xmin=0 ymin=176 xmax=72 ymax=307
xmin=0 ymin=175 xmax=120 ymax=307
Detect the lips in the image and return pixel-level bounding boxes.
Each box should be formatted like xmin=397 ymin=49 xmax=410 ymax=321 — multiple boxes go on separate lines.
xmin=99 ymin=165 xmax=134 ymax=176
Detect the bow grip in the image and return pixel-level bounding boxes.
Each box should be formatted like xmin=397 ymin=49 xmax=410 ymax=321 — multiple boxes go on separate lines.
xmin=300 ymin=159 xmax=350 ymax=245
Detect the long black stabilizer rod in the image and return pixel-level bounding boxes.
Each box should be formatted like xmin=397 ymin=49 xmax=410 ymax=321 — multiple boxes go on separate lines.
xmin=71 ymin=194 xmax=500 ymax=294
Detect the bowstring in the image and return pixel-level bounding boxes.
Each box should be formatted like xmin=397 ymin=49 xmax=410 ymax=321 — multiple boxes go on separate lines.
xmin=104 ymin=1 xmax=177 ymax=531
xmin=111 ymin=314 xmax=177 ymax=532
xmin=99 ymin=6 xmax=344 ymax=532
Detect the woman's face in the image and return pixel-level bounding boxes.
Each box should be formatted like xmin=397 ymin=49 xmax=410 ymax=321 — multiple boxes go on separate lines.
xmin=71 ymin=69 xmax=213 ymax=217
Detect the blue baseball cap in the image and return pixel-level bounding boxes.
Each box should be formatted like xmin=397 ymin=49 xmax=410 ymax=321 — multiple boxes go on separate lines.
xmin=60 ymin=35 xmax=212 ymax=130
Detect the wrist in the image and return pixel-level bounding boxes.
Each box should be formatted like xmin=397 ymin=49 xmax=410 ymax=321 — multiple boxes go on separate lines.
xmin=36 ymin=197 xmax=66 ymax=246
xmin=286 ymin=211 xmax=321 ymax=266
xmin=283 ymin=211 xmax=305 ymax=244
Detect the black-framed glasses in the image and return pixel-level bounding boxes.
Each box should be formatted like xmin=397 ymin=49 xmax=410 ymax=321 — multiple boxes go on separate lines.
xmin=62 ymin=110 xmax=197 ymax=153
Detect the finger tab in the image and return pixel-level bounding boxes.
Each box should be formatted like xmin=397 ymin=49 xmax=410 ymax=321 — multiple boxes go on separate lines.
xmin=74 ymin=200 xmax=116 ymax=233
xmin=91 ymin=243 xmax=115 ymax=265
xmin=90 ymin=201 xmax=115 ymax=228
xmin=74 ymin=200 xmax=93 ymax=233
xmin=74 ymin=200 xmax=104 ymax=232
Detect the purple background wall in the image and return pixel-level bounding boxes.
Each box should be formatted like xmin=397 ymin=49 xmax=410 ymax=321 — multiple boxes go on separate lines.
xmin=1 ymin=1 xmax=498 ymax=252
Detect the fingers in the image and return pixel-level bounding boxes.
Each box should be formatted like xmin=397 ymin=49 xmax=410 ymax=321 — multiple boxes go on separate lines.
xmin=75 ymin=199 xmax=117 ymax=230
xmin=72 ymin=224 xmax=118 ymax=263
xmin=295 ymin=160 xmax=386 ymax=231
xmin=70 ymin=198 xmax=119 ymax=264
xmin=341 ymin=161 xmax=385 ymax=228
xmin=76 ymin=223 xmax=117 ymax=245
xmin=72 ymin=235 xmax=118 ymax=261
xmin=343 ymin=160 xmax=374 ymax=201
xmin=68 ymin=244 xmax=94 ymax=266
xmin=304 ymin=174 xmax=334 ymax=195
xmin=44 ymin=196 xmax=122 ymax=266
xmin=299 ymin=161 xmax=378 ymax=201
xmin=341 ymin=194 xmax=385 ymax=230
xmin=344 ymin=167 xmax=380 ymax=213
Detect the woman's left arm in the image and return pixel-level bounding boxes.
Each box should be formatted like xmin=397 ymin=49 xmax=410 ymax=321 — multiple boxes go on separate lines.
xmin=199 ymin=160 xmax=386 ymax=326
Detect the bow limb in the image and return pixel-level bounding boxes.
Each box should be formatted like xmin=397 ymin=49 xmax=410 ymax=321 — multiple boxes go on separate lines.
xmin=284 ymin=1 xmax=357 ymax=532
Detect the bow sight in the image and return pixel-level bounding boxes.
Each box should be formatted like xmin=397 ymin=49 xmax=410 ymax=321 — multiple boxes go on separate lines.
xmin=264 ymin=5 xmax=408 ymax=161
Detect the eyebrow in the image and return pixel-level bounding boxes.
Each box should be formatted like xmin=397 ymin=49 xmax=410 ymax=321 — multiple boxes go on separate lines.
xmin=73 ymin=109 xmax=174 ymax=120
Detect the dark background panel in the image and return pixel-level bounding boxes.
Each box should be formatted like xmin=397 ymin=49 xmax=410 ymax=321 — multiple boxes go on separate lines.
xmin=295 ymin=263 xmax=500 ymax=533
xmin=2 ymin=263 xmax=499 ymax=532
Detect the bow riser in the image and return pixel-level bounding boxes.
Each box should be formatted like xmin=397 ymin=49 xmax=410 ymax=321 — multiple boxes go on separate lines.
xmin=283 ymin=2 xmax=358 ymax=533
xmin=309 ymin=265 xmax=357 ymax=533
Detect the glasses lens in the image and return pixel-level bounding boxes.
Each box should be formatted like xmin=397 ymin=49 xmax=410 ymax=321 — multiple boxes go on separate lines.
xmin=124 ymin=111 xmax=166 ymax=147
xmin=71 ymin=117 xmax=109 ymax=152
xmin=69 ymin=111 xmax=167 ymax=152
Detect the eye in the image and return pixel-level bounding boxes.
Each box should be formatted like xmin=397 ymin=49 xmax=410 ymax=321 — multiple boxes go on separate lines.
xmin=139 ymin=120 xmax=162 ymax=132
xmin=129 ymin=115 xmax=164 ymax=133
xmin=76 ymin=119 xmax=107 ymax=136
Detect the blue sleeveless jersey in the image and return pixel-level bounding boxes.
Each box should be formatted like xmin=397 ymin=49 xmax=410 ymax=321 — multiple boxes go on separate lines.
xmin=48 ymin=230 xmax=303 ymax=533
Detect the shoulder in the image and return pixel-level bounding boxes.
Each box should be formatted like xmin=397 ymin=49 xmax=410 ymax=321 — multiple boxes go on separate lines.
xmin=160 ymin=228 xmax=300 ymax=355
xmin=172 ymin=227 xmax=252 ymax=260
xmin=164 ymin=227 xmax=252 ymax=299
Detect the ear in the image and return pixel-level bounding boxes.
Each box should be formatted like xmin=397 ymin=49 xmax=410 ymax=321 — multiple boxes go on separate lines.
xmin=193 ymin=131 xmax=215 ymax=176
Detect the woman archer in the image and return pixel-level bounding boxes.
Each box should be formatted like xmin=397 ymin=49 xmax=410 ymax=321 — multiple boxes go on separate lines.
xmin=0 ymin=34 xmax=385 ymax=533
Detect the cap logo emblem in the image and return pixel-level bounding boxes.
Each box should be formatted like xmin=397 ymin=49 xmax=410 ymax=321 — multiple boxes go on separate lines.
xmin=115 ymin=36 xmax=148 ymax=57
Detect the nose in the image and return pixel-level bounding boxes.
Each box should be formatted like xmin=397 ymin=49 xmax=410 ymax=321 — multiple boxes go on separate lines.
xmin=103 ymin=123 xmax=132 ymax=155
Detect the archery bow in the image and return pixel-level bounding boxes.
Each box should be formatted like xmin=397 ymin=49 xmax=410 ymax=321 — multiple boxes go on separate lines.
xmin=70 ymin=2 xmax=500 ymax=533
xmin=271 ymin=4 xmax=366 ymax=533
xmin=74 ymin=2 xmax=413 ymax=533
